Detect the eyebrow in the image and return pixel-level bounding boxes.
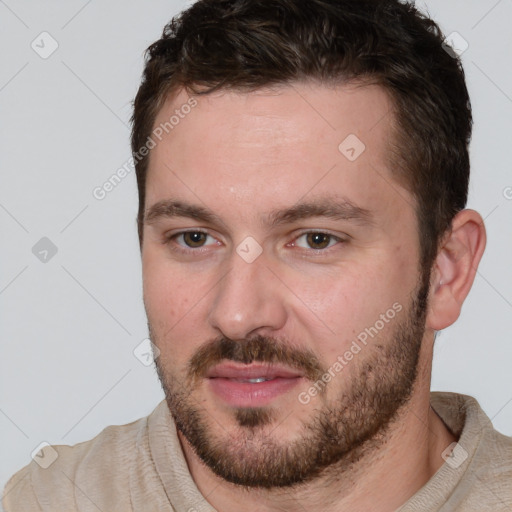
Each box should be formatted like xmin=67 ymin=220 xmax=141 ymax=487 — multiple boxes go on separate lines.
xmin=267 ymin=198 xmax=375 ymax=228
xmin=144 ymin=200 xmax=224 ymax=226
xmin=144 ymin=197 xmax=375 ymax=228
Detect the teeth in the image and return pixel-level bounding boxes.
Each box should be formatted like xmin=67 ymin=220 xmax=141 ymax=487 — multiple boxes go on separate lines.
xmin=240 ymin=377 xmax=270 ymax=383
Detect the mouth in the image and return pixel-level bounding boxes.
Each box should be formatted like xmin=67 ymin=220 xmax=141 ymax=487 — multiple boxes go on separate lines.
xmin=206 ymin=363 xmax=304 ymax=407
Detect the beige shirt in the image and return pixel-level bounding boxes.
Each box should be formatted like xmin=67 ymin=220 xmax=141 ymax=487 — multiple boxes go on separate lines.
xmin=3 ymin=392 xmax=511 ymax=511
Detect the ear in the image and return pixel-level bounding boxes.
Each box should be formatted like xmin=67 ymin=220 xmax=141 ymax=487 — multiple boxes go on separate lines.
xmin=426 ymin=209 xmax=487 ymax=331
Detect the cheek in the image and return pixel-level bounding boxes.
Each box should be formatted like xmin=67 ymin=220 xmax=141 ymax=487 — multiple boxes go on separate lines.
xmin=142 ymin=248 xmax=196 ymax=315
xmin=142 ymin=260 xmax=188 ymax=339
xmin=298 ymin=263 xmax=400 ymax=320
xmin=289 ymin=257 xmax=413 ymax=360
xmin=142 ymin=253 xmax=216 ymax=361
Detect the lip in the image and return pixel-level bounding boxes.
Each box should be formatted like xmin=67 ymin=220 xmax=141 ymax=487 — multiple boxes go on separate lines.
xmin=206 ymin=363 xmax=303 ymax=407
xmin=206 ymin=362 xmax=303 ymax=380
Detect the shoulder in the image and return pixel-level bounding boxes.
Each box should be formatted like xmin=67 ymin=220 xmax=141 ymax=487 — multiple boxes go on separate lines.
xmin=432 ymin=391 xmax=512 ymax=510
xmin=2 ymin=410 xmax=154 ymax=512
xmin=470 ymin=422 xmax=512 ymax=508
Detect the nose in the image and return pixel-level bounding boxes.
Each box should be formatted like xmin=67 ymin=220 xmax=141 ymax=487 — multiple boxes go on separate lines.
xmin=207 ymin=247 xmax=288 ymax=340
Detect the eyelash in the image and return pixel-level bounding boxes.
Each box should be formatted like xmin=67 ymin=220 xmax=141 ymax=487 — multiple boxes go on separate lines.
xmin=163 ymin=230 xmax=346 ymax=256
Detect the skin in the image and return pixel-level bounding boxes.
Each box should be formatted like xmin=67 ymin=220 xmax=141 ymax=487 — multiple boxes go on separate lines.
xmin=141 ymin=82 xmax=486 ymax=512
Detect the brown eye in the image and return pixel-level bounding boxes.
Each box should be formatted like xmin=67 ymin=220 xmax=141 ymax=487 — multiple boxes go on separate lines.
xmin=306 ymin=232 xmax=332 ymax=249
xmin=182 ymin=232 xmax=208 ymax=247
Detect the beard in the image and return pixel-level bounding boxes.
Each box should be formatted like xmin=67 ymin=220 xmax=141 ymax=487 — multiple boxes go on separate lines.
xmin=151 ymin=269 xmax=430 ymax=489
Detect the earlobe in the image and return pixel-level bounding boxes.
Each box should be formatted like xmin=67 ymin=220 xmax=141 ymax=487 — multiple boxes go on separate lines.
xmin=426 ymin=209 xmax=487 ymax=331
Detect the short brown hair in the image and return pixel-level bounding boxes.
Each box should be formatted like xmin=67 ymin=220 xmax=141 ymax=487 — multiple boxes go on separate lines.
xmin=132 ymin=0 xmax=472 ymax=271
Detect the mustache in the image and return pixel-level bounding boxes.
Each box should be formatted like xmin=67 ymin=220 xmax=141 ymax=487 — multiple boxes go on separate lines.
xmin=187 ymin=335 xmax=326 ymax=382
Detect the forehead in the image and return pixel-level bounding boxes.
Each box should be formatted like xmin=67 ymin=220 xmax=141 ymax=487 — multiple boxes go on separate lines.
xmin=145 ymin=82 xmax=411 ymax=228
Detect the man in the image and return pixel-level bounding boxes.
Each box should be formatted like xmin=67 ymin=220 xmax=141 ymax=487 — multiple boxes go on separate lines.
xmin=3 ymin=0 xmax=511 ymax=510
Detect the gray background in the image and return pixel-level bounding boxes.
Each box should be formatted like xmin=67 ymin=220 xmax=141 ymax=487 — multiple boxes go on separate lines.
xmin=1 ymin=0 xmax=511 ymax=494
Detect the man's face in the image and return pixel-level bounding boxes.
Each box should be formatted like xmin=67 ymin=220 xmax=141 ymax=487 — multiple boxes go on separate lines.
xmin=142 ymin=82 xmax=430 ymax=487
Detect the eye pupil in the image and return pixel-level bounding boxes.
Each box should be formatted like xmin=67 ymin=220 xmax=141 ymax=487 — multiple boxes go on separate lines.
xmin=183 ymin=232 xmax=206 ymax=247
xmin=307 ymin=233 xmax=330 ymax=249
